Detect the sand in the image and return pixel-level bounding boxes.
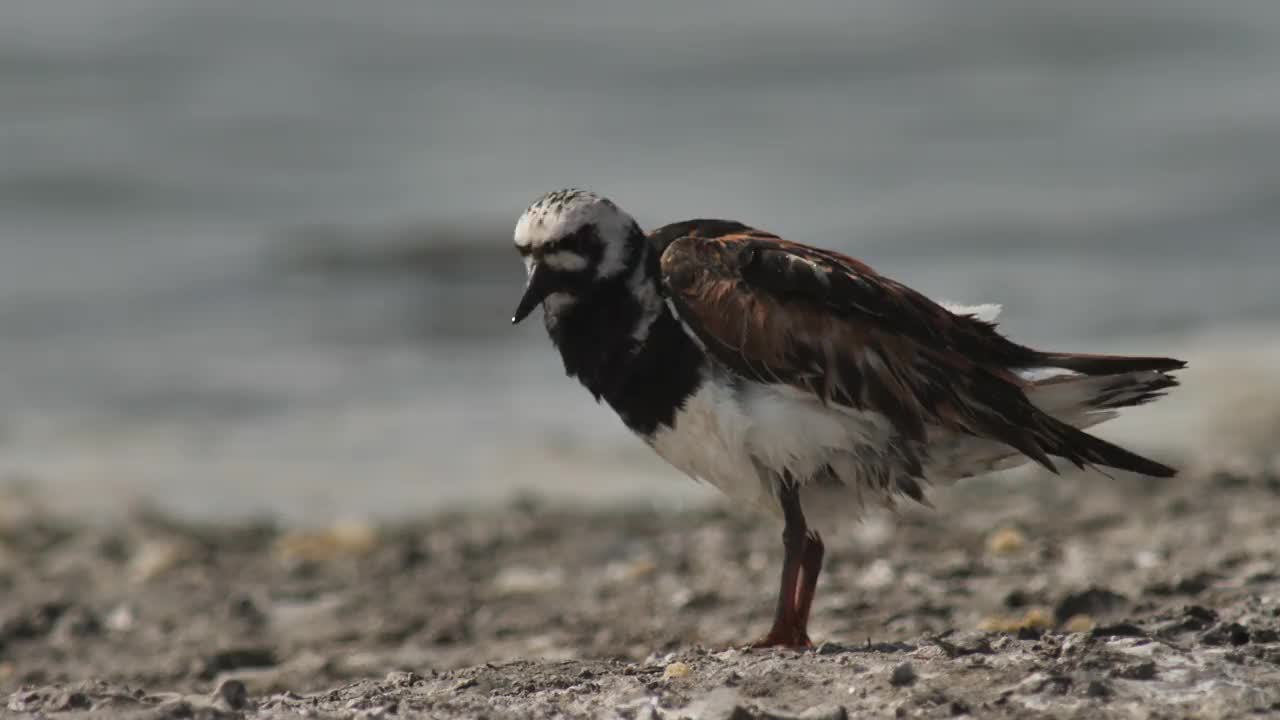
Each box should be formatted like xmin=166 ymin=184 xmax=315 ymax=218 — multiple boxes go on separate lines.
xmin=3 ymin=463 xmax=1280 ymax=718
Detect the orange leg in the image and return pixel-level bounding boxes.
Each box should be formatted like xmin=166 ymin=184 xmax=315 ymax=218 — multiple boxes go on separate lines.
xmin=793 ymin=531 xmax=825 ymax=632
xmin=751 ymin=483 xmax=822 ymax=649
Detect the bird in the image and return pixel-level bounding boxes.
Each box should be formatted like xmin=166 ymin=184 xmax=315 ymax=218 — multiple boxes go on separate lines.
xmin=510 ymin=188 xmax=1185 ymax=648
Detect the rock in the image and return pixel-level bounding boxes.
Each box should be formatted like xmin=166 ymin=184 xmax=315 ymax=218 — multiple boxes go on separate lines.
xmin=104 ymin=603 xmax=136 ymax=632
xmin=1251 ymin=628 xmax=1280 ymax=643
xmin=1063 ymin=614 xmax=1096 ymax=633
xmin=663 ymin=661 xmax=691 ymax=680
xmin=889 ymin=662 xmax=917 ymax=687
xmin=1112 ymin=661 xmax=1158 ymax=681
xmin=51 ymin=606 xmax=101 ymax=644
xmin=682 ymin=687 xmax=751 ymax=720
xmin=129 ymin=539 xmax=195 ymax=582
xmin=1003 ymin=589 xmax=1033 ymax=609
xmin=1090 ymin=623 xmax=1146 ymax=639
xmin=1161 ymin=605 xmax=1220 ymax=636
xmin=49 ymin=690 xmax=91 ymax=711
xmin=858 ymin=559 xmax=896 ymax=590
xmin=795 ymin=705 xmax=849 ymax=720
xmin=1085 ymin=680 xmax=1112 ymax=699
xmin=384 ymin=670 xmax=423 ymax=686
xmin=986 ymin=527 xmax=1027 ymax=555
xmin=1054 ymin=588 xmax=1127 ymax=624
xmin=0 ymin=601 xmax=68 ymax=643
xmin=195 ymin=647 xmax=277 ymax=680
xmin=979 ymin=607 xmax=1053 ymax=633
xmin=211 ymin=679 xmax=248 ymax=711
xmin=1202 ymin=623 xmax=1251 ymax=646
xmin=931 ymin=634 xmax=995 ymax=659
xmin=1020 ymin=673 xmax=1072 ymax=696
xmin=490 ymin=565 xmax=565 ymax=596
xmin=274 ymin=521 xmax=379 ymax=564
xmin=1144 ymin=573 xmax=1215 ymax=597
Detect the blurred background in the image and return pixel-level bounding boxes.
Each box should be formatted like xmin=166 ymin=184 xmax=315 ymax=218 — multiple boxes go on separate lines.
xmin=1 ymin=0 xmax=1278 ymax=522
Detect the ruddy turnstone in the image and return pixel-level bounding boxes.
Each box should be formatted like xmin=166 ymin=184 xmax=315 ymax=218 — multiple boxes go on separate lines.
xmin=511 ymin=188 xmax=1184 ymax=648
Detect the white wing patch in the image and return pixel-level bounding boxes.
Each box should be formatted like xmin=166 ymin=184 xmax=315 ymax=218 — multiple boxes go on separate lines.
xmin=939 ymin=300 xmax=1002 ymax=323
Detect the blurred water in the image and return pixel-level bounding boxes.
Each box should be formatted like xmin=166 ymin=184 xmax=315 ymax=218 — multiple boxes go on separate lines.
xmin=2 ymin=0 xmax=1279 ymax=521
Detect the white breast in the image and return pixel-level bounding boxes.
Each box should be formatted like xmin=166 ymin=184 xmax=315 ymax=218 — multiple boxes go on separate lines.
xmin=648 ymin=373 xmax=897 ymax=519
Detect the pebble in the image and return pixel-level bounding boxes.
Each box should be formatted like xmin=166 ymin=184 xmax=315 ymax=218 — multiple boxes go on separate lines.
xmin=128 ymin=539 xmax=193 ymax=582
xmin=491 ymin=566 xmax=565 ymax=596
xmin=889 ymin=662 xmax=917 ymax=687
xmin=859 ymin=559 xmax=896 ymax=590
xmin=274 ymin=522 xmax=378 ymax=563
xmin=1063 ymin=614 xmax=1097 ymax=633
xmin=986 ymin=527 xmax=1027 ymax=555
xmin=979 ymin=607 xmax=1053 ymax=633
xmin=384 ymin=671 xmax=422 ymax=686
xmin=1055 ymin=588 xmax=1127 ymax=623
xmin=104 ymin=604 xmax=136 ymax=632
xmin=211 ymin=679 xmax=248 ymax=711
xmin=663 ymin=661 xmax=691 ymax=680
xmin=796 ymin=706 xmax=849 ymax=720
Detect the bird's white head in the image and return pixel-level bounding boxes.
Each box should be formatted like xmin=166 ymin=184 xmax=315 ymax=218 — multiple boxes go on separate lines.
xmin=511 ymin=189 xmax=643 ymax=324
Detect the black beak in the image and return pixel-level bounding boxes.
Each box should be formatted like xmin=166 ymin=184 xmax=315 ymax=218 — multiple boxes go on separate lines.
xmin=511 ymin=264 xmax=553 ymax=324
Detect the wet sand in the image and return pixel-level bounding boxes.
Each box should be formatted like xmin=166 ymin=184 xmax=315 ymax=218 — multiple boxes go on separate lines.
xmin=3 ymin=463 xmax=1280 ymax=718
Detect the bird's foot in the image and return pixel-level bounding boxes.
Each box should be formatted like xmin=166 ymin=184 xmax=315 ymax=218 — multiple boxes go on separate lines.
xmin=748 ymin=626 xmax=812 ymax=650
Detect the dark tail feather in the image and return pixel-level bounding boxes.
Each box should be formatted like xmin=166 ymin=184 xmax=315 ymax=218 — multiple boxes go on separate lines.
xmin=1038 ymin=352 xmax=1186 ymax=376
xmin=1089 ymin=372 xmax=1180 ymax=410
xmin=1036 ymin=416 xmax=1178 ymax=478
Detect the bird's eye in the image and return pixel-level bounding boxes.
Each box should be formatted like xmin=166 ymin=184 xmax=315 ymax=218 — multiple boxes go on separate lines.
xmin=555 ymin=226 xmax=595 ymax=255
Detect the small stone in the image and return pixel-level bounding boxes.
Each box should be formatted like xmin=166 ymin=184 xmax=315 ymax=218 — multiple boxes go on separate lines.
xmin=796 ymin=706 xmax=849 ymax=720
xmin=1063 ymin=614 xmax=1096 ymax=633
xmin=1133 ymin=550 xmax=1162 ymax=570
xmin=1086 ymin=680 xmax=1113 ymax=699
xmin=634 ymin=704 xmax=663 ymax=720
xmin=1090 ymin=623 xmax=1146 ymax=639
xmin=491 ymin=565 xmax=564 ymax=596
xmin=1252 ymin=628 xmax=1280 ymax=643
xmin=51 ymin=607 xmax=101 ymax=642
xmin=274 ymin=521 xmax=378 ymax=563
xmin=1113 ymin=661 xmax=1157 ymax=681
xmin=1055 ymin=588 xmax=1127 ymax=624
xmin=49 ymin=691 xmax=91 ymax=712
xmin=211 ymin=679 xmax=248 ymax=710
xmin=663 ymin=661 xmax=691 ymax=680
xmin=889 ymin=662 xmax=916 ymax=687
xmin=129 ymin=539 xmax=194 ymax=582
xmin=1003 ymin=589 xmax=1033 ymax=608
xmin=978 ymin=607 xmax=1053 ymax=633
xmin=1202 ymin=622 xmax=1250 ymax=646
xmin=986 ymin=527 xmax=1026 ymax=555
xmin=105 ymin=604 xmax=136 ymax=632
xmin=606 ymin=558 xmax=657 ymax=582
xmin=1161 ymin=605 xmax=1221 ymax=635
xmin=195 ymin=647 xmax=277 ymax=680
xmin=859 ymin=559 xmax=895 ymax=589
xmin=385 ymin=670 xmax=421 ymax=686
xmin=682 ymin=687 xmax=748 ymax=720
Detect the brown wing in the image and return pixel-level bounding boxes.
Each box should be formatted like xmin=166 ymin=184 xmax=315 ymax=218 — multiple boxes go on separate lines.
xmin=658 ymin=230 xmax=1178 ymax=477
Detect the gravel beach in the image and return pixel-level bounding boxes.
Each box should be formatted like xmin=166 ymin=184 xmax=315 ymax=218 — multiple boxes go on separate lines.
xmin=3 ymin=462 xmax=1280 ymax=719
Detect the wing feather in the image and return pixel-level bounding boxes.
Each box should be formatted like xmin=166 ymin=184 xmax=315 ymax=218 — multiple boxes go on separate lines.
xmin=658 ymin=231 xmax=1178 ymax=478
